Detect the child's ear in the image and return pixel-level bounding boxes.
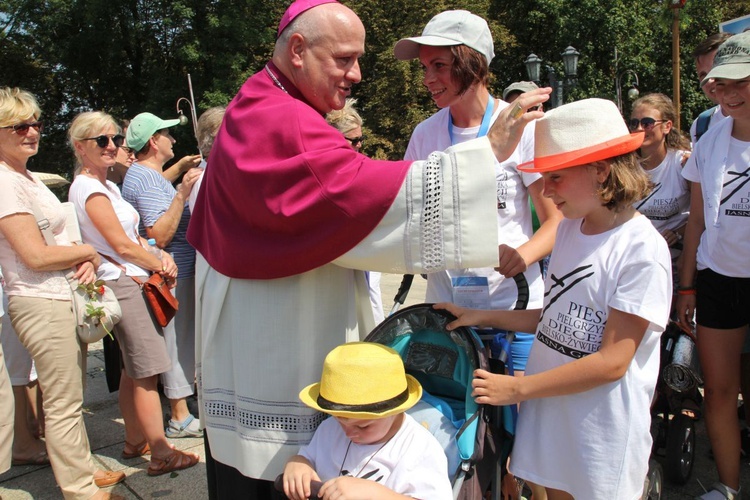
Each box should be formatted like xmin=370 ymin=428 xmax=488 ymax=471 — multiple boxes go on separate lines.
xmin=591 ymin=161 xmax=611 ymax=184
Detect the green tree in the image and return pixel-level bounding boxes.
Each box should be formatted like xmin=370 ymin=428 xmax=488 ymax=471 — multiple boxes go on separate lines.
xmin=2 ymin=0 xmax=749 ymax=174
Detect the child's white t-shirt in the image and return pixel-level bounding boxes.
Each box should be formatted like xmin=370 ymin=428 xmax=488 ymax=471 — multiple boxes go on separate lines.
xmin=405 ymin=104 xmax=544 ymax=310
xmin=299 ymin=413 xmax=452 ymax=500
xmin=509 ymin=215 xmax=671 ymax=499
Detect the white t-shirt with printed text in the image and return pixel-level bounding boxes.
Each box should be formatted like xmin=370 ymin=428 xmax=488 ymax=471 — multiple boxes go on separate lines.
xmin=634 ymin=149 xmax=690 ymax=234
xmin=509 ymin=215 xmax=671 ymax=499
xmin=683 ymin=119 xmax=750 ymax=278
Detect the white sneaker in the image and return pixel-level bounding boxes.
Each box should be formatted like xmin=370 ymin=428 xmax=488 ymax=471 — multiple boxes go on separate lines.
xmin=696 ymin=483 xmax=741 ymax=500
xmin=165 ymin=414 xmax=203 ymax=438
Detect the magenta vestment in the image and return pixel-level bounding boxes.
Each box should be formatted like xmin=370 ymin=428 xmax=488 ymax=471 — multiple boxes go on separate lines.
xmin=187 ymin=62 xmax=410 ymax=279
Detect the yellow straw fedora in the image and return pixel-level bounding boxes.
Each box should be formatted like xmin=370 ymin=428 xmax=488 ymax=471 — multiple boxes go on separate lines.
xmin=299 ymin=342 xmax=422 ymax=419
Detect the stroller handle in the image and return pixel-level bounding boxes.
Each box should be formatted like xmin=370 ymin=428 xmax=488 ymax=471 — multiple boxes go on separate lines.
xmin=274 ymin=473 xmax=322 ymax=498
xmin=392 ymin=274 xmax=415 ymax=312
xmin=512 ymin=273 xmax=530 ymax=311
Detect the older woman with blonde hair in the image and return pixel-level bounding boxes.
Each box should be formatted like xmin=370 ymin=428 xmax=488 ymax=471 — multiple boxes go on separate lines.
xmin=67 ymin=111 xmax=199 ymax=477
xmin=325 ymin=98 xmax=364 ymax=151
xmin=0 ymin=87 xmax=123 ymax=499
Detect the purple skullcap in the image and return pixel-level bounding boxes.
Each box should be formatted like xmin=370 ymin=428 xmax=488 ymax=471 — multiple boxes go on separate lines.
xmin=277 ymin=0 xmax=340 ymax=37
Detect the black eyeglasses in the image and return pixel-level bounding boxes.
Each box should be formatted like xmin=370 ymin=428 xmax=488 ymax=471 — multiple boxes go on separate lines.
xmin=84 ymin=134 xmax=125 ymax=148
xmin=346 ymin=135 xmax=364 ymax=146
xmin=1 ymin=121 xmax=43 ymax=135
xmin=628 ymin=118 xmax=666 ymax=131
xmin=120 ymin=146 xmax=135 ymax=155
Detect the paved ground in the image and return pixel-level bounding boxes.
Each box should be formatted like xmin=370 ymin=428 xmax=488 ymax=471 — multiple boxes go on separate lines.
xmin=1 ymin=272 xmax=748 ymax=499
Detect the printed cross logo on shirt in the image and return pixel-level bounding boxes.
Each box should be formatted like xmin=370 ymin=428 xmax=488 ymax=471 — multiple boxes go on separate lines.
xmin=542 ymin=264 xmax=595 ymax=316
xmin=721 ymin=165 xmax=750 ymax=206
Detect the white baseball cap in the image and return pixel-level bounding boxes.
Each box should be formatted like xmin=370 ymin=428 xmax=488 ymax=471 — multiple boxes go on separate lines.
xmin=394 ymin=10 xmax=495 ymax=65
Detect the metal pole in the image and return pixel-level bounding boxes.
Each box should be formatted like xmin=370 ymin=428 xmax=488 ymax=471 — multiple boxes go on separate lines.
xmin=548 ymin=66 xmax=561 ymax=108
xmin=672 ymin=9 xmax=681 ymax=130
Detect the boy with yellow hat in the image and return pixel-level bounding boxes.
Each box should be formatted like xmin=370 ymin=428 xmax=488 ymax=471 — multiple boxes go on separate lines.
xmin=282 ymin=342 xmax=452 ymax=500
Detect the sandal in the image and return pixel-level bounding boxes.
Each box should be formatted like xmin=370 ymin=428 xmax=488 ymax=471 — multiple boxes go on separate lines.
xmin=147 ymin=448 xmax=199 ymax=477
xmin=121 ymin=440 xmax=150 ymax=459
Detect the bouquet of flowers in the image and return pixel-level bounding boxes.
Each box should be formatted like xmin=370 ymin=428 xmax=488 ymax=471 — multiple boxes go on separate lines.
xmin=72 ymin=280 xmax=122 ymax=343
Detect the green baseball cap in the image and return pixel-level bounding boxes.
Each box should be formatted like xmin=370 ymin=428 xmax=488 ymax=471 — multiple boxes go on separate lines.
xmin=126 ymin=112 xmax=181 ymax=152
xmin=702 ymin=31 xmax=750 ymax=86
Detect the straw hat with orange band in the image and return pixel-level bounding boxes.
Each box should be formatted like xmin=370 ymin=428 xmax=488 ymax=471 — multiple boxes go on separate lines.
xmin=518 ymin=98 xmax=644 ymax=173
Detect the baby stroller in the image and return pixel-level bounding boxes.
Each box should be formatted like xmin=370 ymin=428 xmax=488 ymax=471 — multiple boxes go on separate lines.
xmin=365 ymin=303 xmax=514 ymax=500
xmin=650 ymin=321 xmax=702 ymax=486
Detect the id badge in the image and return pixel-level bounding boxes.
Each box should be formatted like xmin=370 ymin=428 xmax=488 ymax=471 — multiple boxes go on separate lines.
xmin=451 ymin=276 xmax=490 ymax=309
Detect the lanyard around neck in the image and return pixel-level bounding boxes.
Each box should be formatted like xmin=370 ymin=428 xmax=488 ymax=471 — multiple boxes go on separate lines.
xmin=448 ymin=97 xmax=495 ymax=146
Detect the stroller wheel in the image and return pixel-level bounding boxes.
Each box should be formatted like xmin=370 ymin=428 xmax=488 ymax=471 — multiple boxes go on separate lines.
xmin=664 ymin=413 xmax=695 ymax=484
xmin=642 ymin=459 xmax=663 ymax=500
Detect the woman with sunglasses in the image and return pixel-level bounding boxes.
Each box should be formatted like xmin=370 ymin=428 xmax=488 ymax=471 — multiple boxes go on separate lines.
xmin=67 ymin=111 xmax=199 ymax=477
xmin=629 ymin=93 xmax=692 ymax=255
xmin=0 ymin=88 xmax=123 ymax=499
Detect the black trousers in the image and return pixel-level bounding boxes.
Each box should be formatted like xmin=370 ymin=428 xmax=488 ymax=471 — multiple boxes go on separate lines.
xmin=204 ymin=433 xmax=287 ymax=500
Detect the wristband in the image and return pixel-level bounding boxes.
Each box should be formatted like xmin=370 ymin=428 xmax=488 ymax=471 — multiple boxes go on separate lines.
xmin=677 ymin=288 xmax=696 ymax=296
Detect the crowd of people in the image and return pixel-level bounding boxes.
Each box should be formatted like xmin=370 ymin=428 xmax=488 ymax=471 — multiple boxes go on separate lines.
xmin=1 ymin=0 xmax=749 ymax=499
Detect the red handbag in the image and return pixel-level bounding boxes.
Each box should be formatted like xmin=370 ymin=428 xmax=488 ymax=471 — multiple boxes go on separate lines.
xmin=131 ymin=273 xmax=179 ymax=327
xmin=101 ymin=251 xmax=179 ymax=328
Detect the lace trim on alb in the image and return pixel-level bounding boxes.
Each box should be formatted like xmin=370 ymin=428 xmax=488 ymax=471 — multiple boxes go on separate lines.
xmin=421 ymin=153 xmax=445 ymax=272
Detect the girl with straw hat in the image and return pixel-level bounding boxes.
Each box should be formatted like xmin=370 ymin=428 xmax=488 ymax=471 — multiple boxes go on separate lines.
xmin=437 ymin=98 xmax=672 ymax=499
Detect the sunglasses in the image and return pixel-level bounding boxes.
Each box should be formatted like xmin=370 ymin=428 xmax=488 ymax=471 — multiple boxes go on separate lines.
xmin=628 ymin=117 xmax=666 ymax=131
xmin=120 ymin=146 xmax=135 ymax=155
xmin=1 ymin=121 xmax=43 ymax=135
xmin=346 ymin=135 xmax=364 ymax=146
xmin=84 ymin=134 xmax=125 ymax=148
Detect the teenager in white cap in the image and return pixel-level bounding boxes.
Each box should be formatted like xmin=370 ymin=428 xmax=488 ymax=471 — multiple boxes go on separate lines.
xmin=438 ymin=98 xmax=672 ymax=499
xmin=394 ymin=7 xmax=561 ymax=393
xmin=677 ymin=30 xmax=750 ymax=500
xmin=283 ymin=342 xmax=451 ymax=500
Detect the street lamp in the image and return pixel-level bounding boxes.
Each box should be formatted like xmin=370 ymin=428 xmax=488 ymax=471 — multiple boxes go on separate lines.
xmin=175 ymin=73 xmax=202 ymax=159
xmin=524 ymin=46 xmax=580 ymax=108
xmin=616 ymin=69 xmax=640 ymax=113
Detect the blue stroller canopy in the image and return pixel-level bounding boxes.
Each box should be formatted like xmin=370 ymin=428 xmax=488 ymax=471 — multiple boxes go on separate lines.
xmin=365 ymin=304 xmax=488 ymax=465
